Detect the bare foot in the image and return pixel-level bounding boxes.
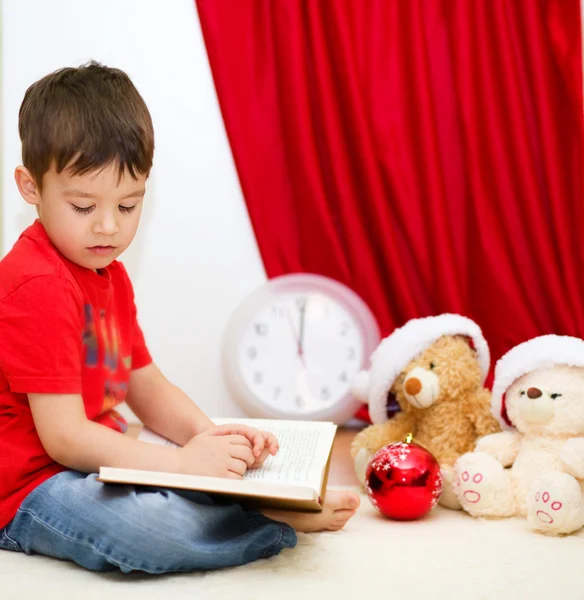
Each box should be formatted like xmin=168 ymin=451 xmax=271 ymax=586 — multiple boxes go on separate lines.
xmin=262 ymin=490 xmax=360 ymax=532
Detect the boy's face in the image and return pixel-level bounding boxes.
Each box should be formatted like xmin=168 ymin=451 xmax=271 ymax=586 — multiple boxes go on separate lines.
xmin=15 ymin=163 xmax=146 ymax=271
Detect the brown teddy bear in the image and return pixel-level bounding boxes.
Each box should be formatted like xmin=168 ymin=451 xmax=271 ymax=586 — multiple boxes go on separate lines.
xmin=350 ymin=314 xmax=501 ymax=509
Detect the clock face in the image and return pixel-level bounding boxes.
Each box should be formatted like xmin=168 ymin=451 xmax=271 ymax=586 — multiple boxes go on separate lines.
xmin=223 ymin=273 xmax=380 ymax=423
xmin=237 ymin=292 xmax=364 ymax=414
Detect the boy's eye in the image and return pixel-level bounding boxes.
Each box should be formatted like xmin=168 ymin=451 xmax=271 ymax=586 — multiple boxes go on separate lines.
xmin=72 ymin=204 xmax=94 ymax=214
xmin=550 ymin=393 xmax=562 ymax=400
xmin=520 ymin=390 xmax=526 ymax=396
xmin=119 ymin=204 xmax=137 ymax=213
xmin=429 ymin=362 xmax=436 ymax=370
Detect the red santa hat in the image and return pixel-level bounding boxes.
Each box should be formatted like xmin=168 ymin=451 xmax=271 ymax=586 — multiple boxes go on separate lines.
xmin=351 ymin=314 xmax=490 ymax=424
xmin=492 ymin=334 xmax=584 ymax=427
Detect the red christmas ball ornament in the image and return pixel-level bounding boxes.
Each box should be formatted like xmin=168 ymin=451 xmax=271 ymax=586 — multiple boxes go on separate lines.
xmin=365 ymin=434 xmax=443 ymax=520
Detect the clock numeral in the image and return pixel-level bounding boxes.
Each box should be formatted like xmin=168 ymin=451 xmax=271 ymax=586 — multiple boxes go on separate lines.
xmin=253 ymin=371 xmax=263 ymax=385
xmin=340 ymin=322 xmax=350 ymax=336
xmin=254 ymin=322 xmax=269 ymax=336
xmin=273 ymin=386 xmax=281 ymax=400
xmin=295 ymin=395 xmax=305 ymax=408
xmin=321 ymin=386 xmax=331 ymax=400
xmin=347 ymin=347 xmax=356 ymax=359
xmin=247 ymin=346 xmax=258 ymax=359
xmin=339 ymin=371 xmax=348 ymax=383
xmin=295 ymin=297 xmax=307 ymax=312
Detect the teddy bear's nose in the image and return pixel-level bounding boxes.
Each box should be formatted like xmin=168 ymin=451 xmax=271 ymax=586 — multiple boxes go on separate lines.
xmin=405 ymin=377 xmax=422 ymax=396
xmin=527 ymin=387 xmax=542 ymax=399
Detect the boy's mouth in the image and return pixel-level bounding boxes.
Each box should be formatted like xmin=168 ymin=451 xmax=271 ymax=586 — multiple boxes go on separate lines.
xmin=88 ymin=245 xmax=116 ymax=256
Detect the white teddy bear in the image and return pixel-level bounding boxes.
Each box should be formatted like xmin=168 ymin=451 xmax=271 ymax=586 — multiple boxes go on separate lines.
xmin=454 ymin=335 xmax=584 ymax=535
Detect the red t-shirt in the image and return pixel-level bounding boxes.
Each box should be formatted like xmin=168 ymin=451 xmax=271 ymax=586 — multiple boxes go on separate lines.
xmin=0 ymin=220 xmax=152 ymax=528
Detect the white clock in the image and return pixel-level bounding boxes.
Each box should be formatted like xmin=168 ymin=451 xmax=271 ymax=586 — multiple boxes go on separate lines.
xmin=222 ymin=273 xmax=380 ymax=424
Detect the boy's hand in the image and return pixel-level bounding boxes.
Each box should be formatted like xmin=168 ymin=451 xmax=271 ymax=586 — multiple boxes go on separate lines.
xmin=248 ymin=431 xmax=277 ymax=469
xmin=179 ymin=432 xmax=256 ymax=479
xmin=206 ymin=424 xmax=279 ymax=468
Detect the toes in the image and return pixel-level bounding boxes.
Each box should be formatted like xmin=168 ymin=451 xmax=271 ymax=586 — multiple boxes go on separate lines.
xmin=335 ymin=508 xmax=357 ymax=520
xmin=346 ymin=492 xmax=360 ymax=510
xmin=326 ymin=490 xmax=361 ymax=511
xmin=332 ymin=509 xmax=357 ymax=530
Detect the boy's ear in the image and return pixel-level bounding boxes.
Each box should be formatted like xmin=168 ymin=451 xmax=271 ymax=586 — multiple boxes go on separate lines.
xmin=14 ymin=166 xmax=41 ymax=206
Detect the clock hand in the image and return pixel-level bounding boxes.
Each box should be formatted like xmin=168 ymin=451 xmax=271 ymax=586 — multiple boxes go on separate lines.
xmin=286 ymin=309 xmax=299 ymax=345
xmin=286 ymin=308 xmax=305 ymax=368
xmin=298 ymin=299 xmax=306 ymax=359
xmin=288 ymin=301 xmax=320 ymax=409
xmin=286 ymin=309 xmax=306 ymax=372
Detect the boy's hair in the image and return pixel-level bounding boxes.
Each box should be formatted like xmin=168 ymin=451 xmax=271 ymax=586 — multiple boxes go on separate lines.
xmin=18 ymin=61 xmax=154 ymax=189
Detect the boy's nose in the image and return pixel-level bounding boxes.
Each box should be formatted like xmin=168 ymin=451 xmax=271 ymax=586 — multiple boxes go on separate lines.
xmin=94 ymin=214 xmax=119 ymax=235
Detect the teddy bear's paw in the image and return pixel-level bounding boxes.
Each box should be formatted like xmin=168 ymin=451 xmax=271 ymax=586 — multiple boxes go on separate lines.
xmin=560 ymin=439 xmax=584 ymax=479
xmin=475 ymin=431 xmax=520 ymax=466
xmin=454 ymin=452 xmax=514 ymax=517
xmin=527 ymin=472 xmax=584 ymax=535
xmin=353 ymin=448 xmax=373 ymax=487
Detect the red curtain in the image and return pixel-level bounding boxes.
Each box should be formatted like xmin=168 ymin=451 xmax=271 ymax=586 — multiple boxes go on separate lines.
xmin=196 ymin=0 xmax=583 ymax=368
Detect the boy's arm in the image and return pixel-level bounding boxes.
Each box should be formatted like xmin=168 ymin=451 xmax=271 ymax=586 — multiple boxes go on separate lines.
xmin=29 ymin=393 xmax=258 ymax=477
xmin=29 ymin=393 xmax=182 ymax=474
xmin=125 ymin=364 xmax=278 ymax=462
xmin=126 ymin=363 xmax=214 ymax=446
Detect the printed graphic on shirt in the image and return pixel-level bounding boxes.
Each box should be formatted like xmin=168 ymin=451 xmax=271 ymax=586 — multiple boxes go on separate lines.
xmin=82 ymin=304 xmax=129 ymax=415
xmin=109 ymin=409 xmax=128 ymax=434
xmin=82 ymin=304 xmax=98 ymax=367
xmin=105 ymin=310 xmax=121 ymax=372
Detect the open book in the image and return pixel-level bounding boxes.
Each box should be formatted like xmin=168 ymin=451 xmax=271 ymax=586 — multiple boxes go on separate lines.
xmin=98 ymin=418 xmax=337 ymax=511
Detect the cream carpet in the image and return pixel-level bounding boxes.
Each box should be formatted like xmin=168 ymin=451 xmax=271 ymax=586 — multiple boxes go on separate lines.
xmin=1 ymin=487 xmax=583 ymax=600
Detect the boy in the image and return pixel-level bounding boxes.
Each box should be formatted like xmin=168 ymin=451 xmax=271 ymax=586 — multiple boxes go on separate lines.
xmin=0 ymin=62 xmax=359 ymax=574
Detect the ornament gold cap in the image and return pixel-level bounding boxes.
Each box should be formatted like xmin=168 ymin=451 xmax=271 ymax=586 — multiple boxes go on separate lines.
xmin=404 ymin=433 xmax=413 ymax=443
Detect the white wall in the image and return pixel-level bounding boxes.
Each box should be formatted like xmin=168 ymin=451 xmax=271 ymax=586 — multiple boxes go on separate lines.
xmin=1 ymin=0 xmax=268 ymax=420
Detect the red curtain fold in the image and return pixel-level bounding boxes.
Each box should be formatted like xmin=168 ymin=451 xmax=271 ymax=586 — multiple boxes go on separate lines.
xmin=196 ymin=0 xmax=583 ymax=368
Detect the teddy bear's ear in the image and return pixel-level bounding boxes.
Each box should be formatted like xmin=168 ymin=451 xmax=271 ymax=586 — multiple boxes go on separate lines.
xmin=351 ymin=370 xmax=371 ymax=403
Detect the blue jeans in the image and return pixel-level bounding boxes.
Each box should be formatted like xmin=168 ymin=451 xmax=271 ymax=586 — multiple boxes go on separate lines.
xmin=0 ymin=471 xmax=297 ymax=574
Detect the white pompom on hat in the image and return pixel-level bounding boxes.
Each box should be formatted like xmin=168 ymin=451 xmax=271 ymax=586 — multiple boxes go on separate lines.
xmin=492 ymin=334 xmax=584 ymax=426
xmin=351 ymin=314 xmax=490 ymax=424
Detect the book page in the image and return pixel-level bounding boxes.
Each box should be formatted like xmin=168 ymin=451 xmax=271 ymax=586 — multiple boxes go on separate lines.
xmin=137 ymin=418 xmax=336 ymax=491
xmin=239 ymin=427 xmax=321 ymax=486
